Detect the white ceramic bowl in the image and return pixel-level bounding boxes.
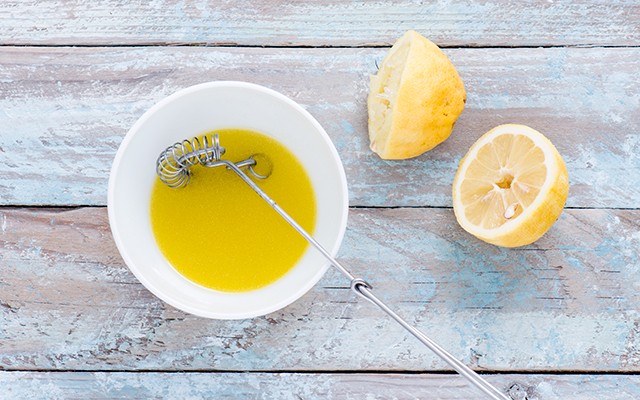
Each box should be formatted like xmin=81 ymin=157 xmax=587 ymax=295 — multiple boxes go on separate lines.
xmin=108 ymin=81 xmax=348 ymax=319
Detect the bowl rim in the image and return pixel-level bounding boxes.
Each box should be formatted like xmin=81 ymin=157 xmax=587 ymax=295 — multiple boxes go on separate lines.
xmin=107 ymin=81 xmax=349 ymax=319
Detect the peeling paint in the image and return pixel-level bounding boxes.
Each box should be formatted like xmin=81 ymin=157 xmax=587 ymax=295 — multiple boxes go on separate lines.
xmin=0 ymin=1 xmax=638 ymax=46
xmin=1 ymin=372 xmax=640 ymax=399
xmin=0 ymin=47 xmax=639 ymax=207
xmin=1 ymin=208 xmax=639 ymax=371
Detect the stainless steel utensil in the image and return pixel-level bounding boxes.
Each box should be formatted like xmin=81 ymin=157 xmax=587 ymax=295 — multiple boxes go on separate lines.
xmin=156 ymin=134 xmax=510 ymax=400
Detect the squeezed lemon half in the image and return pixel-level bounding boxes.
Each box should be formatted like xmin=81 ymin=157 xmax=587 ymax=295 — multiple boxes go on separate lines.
xmin=452 ymin=124 xmax=569 ymax=247
xmin=367 ymin=30 xmax=466 ymax=160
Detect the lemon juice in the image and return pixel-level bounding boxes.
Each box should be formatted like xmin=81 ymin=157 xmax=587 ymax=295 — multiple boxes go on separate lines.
xmin=150 ymin=128 xmax=316 ymax=292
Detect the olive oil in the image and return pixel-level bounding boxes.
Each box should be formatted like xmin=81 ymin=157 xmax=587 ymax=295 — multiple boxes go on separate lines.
xmin=150 ymin=129 xmax=316 ymax=292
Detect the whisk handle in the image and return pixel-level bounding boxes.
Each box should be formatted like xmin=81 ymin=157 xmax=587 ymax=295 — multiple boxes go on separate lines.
xmin=350 ymin=279 xmax=510 ymax=400
xmin=224 ymin=161 xmax=509 ymax=400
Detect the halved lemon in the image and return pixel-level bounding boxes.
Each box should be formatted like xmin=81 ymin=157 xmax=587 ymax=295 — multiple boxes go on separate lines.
xmin=367 ymin=30 xmax=466 ymax=160
xmin=452 ymin=124 xmax=569 ymax=247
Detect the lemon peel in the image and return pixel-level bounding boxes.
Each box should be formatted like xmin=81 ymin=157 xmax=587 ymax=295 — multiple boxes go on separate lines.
xmin=367 ymin=30 xmax=466 ymax=160
xmin=452 ymin=124 xmax=569 ymax=247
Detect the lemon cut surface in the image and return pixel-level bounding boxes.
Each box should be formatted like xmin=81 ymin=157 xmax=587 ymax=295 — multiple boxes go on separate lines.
xmin=367 ymin=30 xmax=466 ymax=160
xmin=452 ymin=124 xmax=569 ymax=247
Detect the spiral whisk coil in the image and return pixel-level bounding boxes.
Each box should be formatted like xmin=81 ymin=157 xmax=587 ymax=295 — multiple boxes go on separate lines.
xmin=156 ymin=135 xmax=225 ymax=188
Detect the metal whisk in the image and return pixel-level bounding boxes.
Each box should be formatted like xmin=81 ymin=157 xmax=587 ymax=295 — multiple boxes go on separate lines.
xmin=156 ymin=135 xmax=269 ymax=188
xmin=156 ymin=134 xmax=510 ymax=400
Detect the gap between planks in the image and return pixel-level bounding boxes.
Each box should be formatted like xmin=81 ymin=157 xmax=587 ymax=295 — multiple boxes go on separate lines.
xmin=0 ymin=43 xmax=639 ymax=50
xmin=0 ymin=205 xmax=638 ymax=211
xmin=2 ymin=369 xmax=640 ymax=376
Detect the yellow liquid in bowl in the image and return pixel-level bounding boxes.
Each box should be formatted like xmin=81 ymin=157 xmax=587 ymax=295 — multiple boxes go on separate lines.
xmin=150 ymin=129 xmax=317 ymax=292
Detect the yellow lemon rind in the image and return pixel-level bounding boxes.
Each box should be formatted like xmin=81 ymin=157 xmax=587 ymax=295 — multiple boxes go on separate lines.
xmin=367 ymin=30 xmax=466 ymax=160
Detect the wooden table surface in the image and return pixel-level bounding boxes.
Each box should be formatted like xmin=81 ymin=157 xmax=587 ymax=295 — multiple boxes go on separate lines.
xmin=1 ymin=2 xmax=639 ymax=399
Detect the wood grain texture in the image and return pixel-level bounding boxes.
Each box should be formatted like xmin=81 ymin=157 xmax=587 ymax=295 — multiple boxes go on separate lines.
xmin=1 ymin=207 xmax=639 ymax=372
xmin=4 ymin=1 xmax=638 ymax=396
xmin=1 ymin=372 xmax=640 ymax=400
xmin=1 ymin=1 xmax=638 ymax=47
xmin=1 ymin=46 xmax=639 ymax=208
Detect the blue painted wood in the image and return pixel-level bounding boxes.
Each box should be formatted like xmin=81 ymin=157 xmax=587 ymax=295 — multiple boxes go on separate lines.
xmin=1 ymin=207 xmax=638 ymax=371
xmin=0 ymin=1 xmax=638 ymax=47
xmin=1 ymin=371 xmax=639 ymax=400
xmin=1 ymin=1 xmax=639 ymax=397
xmin=0 ymin=47 xmax=638 ymax=208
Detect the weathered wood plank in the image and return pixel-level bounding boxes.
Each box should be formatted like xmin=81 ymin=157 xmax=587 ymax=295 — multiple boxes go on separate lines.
xmin=1 ymin=207 xmax=639 ymax=371
xmin=1 ymin=1 xmax=638 ymax=47
xmin=1 ymin=371 xmax=640 ymax=400
xmin=0 ymin=46 xmax=638 ymax=208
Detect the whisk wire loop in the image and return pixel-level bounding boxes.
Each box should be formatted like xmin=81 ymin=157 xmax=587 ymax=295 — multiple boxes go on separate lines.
xmin=157 ymin=134 xmax=236 ymax=188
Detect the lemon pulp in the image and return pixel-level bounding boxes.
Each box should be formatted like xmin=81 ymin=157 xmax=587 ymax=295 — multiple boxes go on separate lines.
xmin=460 ymin=133 xmax=546 ymax=228
xmin=150 ymin=129 xmax=317 ymax=292
xmin=452 ymin=124 xmax=569 ymax=248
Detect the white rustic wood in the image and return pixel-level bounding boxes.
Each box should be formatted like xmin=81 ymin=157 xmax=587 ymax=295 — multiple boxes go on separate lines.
xmin=0 ymin=47 xmax=638 ymax=208
xmin=0 ymin=1 xmax=638 ymax=47
xmin=1 ymin=372 xmax=639 ymax=400
xmin=1 ymin=207 xmax=639 ymax=371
